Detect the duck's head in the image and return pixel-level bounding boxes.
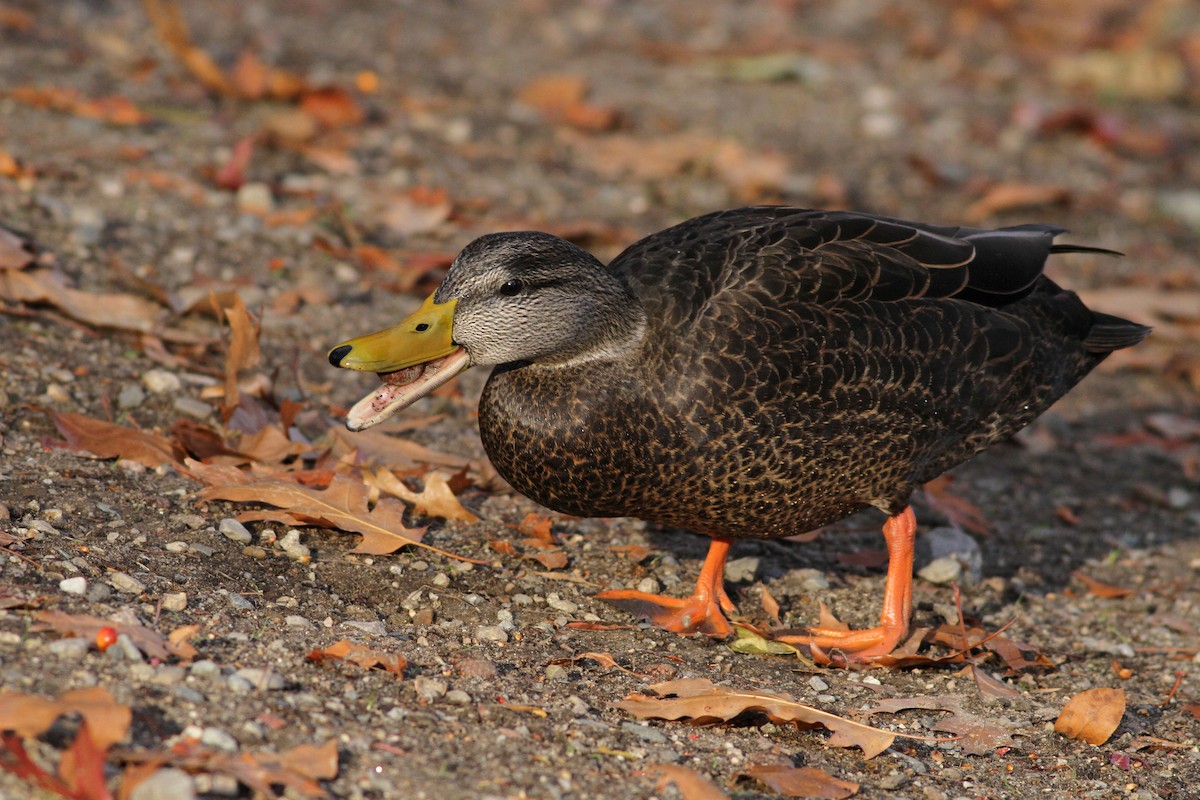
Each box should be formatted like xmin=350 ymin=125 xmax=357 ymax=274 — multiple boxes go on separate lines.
xmin=328 ymin=231 xmax=644 ymax=431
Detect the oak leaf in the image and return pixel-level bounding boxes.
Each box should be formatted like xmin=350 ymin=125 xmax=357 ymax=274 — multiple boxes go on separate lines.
xmin=616 ymin=678 xmax=926 ymax=759
xmin=190 ymin=460 xmax=429 ymax=556
xmin=369 ymin=468 xmax=479 ymax=523
xmin=1054 ymin=687 xmax=1125 ymax=745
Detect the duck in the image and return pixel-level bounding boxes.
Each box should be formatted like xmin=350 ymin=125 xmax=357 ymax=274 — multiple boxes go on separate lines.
xmin=328 ymin=206 xmax=1149 ymax=663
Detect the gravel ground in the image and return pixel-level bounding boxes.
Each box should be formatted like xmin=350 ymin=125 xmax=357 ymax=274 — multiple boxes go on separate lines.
xmin=1 ymin=2 xmax=1198 ymax=799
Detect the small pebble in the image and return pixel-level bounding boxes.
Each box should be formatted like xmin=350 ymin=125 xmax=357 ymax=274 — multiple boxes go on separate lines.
xmin=173 ymin=396 xmax=212 ymax=419
xmin=475 ymin=625 xmax=509 ymax=644
xmin=228 ymin=592 xmax=254 ymax=611
xmin=187 ymin=543 xmax=215 ymax=557
xmin=47 ymin=637 xmax=91 ymax=660
xmin=808 ymin=676 xmax=829 ymax=692
xmin=109 ymin=572 xmax=146 ymax=595
xmin=343 ymin=620 xmax=387 ymax=636
xmin=219 ymin=519 xmax=253 ymax=544
xmin=234 ymin=667 xmax=285 ymax=691
xmin=918 ymin=556 xmax=963 ymax=585
xmin=59 ymin=576 xmax=88 ymax=595
xmin=161 ymin=592 xmax=187 ymax=612
xmin=189 ymin=659 xmax=220 ymax=679
xmin=413 ymin=677 xmax=447 ymax=701
xmin=142 ymin=369 xmax=183 ymax=395
xmin=236 ymin=182 xmax=274 ymax=215
xmin=724 ymin=556 xmax=761 ymax=583
xmin=152 ymin=666 xmax=186 ymax=686
xmin=545 ymin=664 xmax=568 ymax=681
xmin=545 ymin=593 xmax=578 ymax=613
xmin=445 ymin=689 xmax=472 ymax=705
xmin=431 ymin=572 xmax=451 ymax=587
xmin=621 ymin=722 xmax=668 ymax=744
xmin=242 ymin=545 xmax=267 ymax=559
xmin=636 ymin=577 xmax=661 ymax=594
xmin=175 ymin=686 xmax=206 ymax=703
xmin=117 ymin=384 xmax=145 ymax=409
xmin=512 ymin=593 xmax=533 ymax=605
xmin=129 ymin=767 xmax=196 ymax=800
xmin=200 ymin=726 xmax=239 ymax=752
xmin=278 ymin=529 xmax=310 ymax=562
xmin=164 ymin=541 xmax=189 ymax=553
xmin=110 ymin=633 xmax=143 ymax=662
xmin=285 ymin=615 xmax=316 ymax=629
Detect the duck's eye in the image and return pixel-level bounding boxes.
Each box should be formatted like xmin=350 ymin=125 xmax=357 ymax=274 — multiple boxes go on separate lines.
xmin=500 ymin=279 xmax=524 ymax=297
xmin=415 ymin=323 xmax=430 ymax=332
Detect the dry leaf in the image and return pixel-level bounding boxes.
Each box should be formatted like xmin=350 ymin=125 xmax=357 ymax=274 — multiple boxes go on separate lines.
xmin=34 ymin=610 xmax=186 ymax=662
xmin=308 ymin=639 xmax=406 ymax=678
xmin=143 ymin=0 xmax=239 ymax=96
xmin=0 ymin=224 xmax=34 ymax=269
xmin=221 ymin=294 xmax=262 ymax=418
xmin=964 ymin=182 xmax=1072 ymax=223
xmin=737 ymin=764 xmax=859 ymax=799
xmin=921 ymin=475 xmax=994 ymax=536
xmin=865 ymin=695 xmax=1013 ymax=756
xmin=617 ymin=678 xmax=926 ymax=759
xmin=1072 ymin=570 xmax=1136 ymax=599
xmin=516 ymin=74 xmax=619 ymax=132
xmin=0 ymin=687 xmax=131 ymax=751
xmin=369 ymin=468 xmax=479 ymax=523
xmin=547 ymin=652 xmax=643 ymax=677
xmin=0 ymin=266 xmax=165 ymax=333
xmin=10 ymin=85 xmax=149 ymax=125
xmin=190 ymin=460 xmax=428 ymax=556
xmin=639 ymin=764 xmax=730 ymax=800
xmin=1054 ymin=687 xmax=1126 ymax=745
xmin=48 ymin=411 xmax=184 ymax=469
xmin=299 ymin=87 xmax=364 ymax=128
xmin=328 ymin=426 xmax=470 ymax=471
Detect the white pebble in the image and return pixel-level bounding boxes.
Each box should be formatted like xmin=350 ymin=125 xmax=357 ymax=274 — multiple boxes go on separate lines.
xmin=109 ymin=572 xmax=146 ymax=595
xmin=59 ymin=576 xmax=88 ymax=595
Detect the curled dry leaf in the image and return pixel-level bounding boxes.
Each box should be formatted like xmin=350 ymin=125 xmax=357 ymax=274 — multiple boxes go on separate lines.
xmin=369 ymin=467 xmax=479 ymax=523
xmin=1072 ymin=570 xmax=1136 ymax=599
xmin=0 ymin=265 xmax=165 ymax=333
xmin=0 ymin=686 xmax=131 ymax=751
xmin=737 ymin=764 xmax=859 ymax=799
xmin=1054 ymin=687 xmax=1126 ymax=745
xmin=308 ymin=639 xmax=407 ymax=678
xmin=638 ymin=764 xmax=730 ymax=800
xmin=48 ymin=410 xmax=185 ymax=469
xmin=964 ymin=182 xmax=1072 ymax=224
xmin=616 ymin=678 xmax=936 ymax=759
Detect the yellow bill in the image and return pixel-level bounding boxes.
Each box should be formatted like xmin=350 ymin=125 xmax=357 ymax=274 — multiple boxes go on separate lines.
xmin=328 ymin=294 xmax=470 ymax=431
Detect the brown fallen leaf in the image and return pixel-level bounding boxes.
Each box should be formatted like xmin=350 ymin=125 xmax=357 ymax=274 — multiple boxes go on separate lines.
xmin=0 ymin=224 xmax=35 ymax=269
xmin=368 ymin=468 xmax=479 ymax=523
xmin=638 ymin=764 xmax=730 ymax=800
xmin=34 ymin=610 xmax=189 ymax=663
xmin=547 ymin=652 xmax=643 ymax=677
xmin=299 ymin=87 xmax=364 ymax=129
xmin=327 ymin=426 xmax=471 ymax=471
xmin=0 ymin=687 xmax=131 ymax=751
xmin=921 ymin=475 xmax=994 ymax=537
xmin=220 ymin=294 xmax=263 ymax=421
xmin=0 ymin=266 xmax=165 ymax=333
xmin=864 ymin=695 xmax=1014 ymax=756
xmin=189 ymin=459 xmax=446 ymax=558
xmin=143 ymin=0 xmax=239 ymax=96
xmin=9 ymin=85 xmax=149 ymax=125
xmin=1072 ymin=570 xmax=1136 ymax=599
xmin=115 ymin=737 xmax=338 ymax=798
xmin=1 ymin=721 xmax=111 ymax=800
xmin=516 ymin=74 xmax=619 ymax=132
xmin=964 ymin=182 xmax=1072 ymax=223
xmin=48 ymin=410 xmax=184 ymax=469
xmin=616 ymin=678 xmax=938 ymax=759
xmin=1054 ymin=687 xmax=1126 ymax=745
xmin=308 ymin=639 xmax=406 ymax=678
xmin=737 ymin=764 xmax=859 ymax=799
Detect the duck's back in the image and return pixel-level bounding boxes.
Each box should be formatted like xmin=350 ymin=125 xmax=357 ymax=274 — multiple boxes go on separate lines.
xmin=480 ymin=207 xmax=1148 ymax=539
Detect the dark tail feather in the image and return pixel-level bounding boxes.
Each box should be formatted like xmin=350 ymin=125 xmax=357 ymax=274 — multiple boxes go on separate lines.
xmin=1084 ymin=311 xmax=1151 ymax=354
xmin=1051 ymin=243 xmax=1124 ymax=258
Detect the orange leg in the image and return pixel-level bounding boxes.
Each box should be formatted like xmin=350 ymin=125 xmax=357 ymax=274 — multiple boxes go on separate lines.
xmin=777 ymin=507 xmax=916 ymax=663
xmin=597 ymin=538 xmax=735 ymax=637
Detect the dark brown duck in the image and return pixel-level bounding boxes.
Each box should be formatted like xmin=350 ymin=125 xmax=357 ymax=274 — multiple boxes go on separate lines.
xmin=329 ymin=207 xmax=1149 ymax=663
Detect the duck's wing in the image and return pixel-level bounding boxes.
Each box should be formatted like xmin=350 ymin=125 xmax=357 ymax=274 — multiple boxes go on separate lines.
xmin=608 ymin=206 xmax=1108 ymax=323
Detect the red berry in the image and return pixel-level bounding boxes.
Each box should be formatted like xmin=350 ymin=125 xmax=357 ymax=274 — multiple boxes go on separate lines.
xmin=95 ymin=626 xmax=118 ymax=651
